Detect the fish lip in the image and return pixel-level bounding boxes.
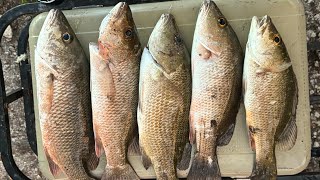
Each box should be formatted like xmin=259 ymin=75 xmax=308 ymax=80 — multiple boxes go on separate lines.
xmin=43 ymin=9 xmax=61 ymax=29
xmin=201 ymin=0 xmax=216 ymax=10
xmin=158 ymin=13 xmax=174 ymax=26
xmin=251 ymin=15 xmax=271 ymax=30
xmin=109 ymin=2 xmax=129 ymax=20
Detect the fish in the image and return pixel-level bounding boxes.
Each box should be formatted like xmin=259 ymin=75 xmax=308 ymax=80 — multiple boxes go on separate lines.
xmin=89 ymin=2 xmax=141 ymax=180
xmin=188 ymin=0 xmax=243 ymax=179
xmin=138 ymin=13 xmax=192 ymax=180
xmin=35 ymin=9 xmax=98 ymax=180
xmin=243 ymin=15 xmax=298 ymax=180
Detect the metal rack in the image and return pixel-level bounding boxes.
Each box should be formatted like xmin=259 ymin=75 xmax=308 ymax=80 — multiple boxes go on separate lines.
xmin=0 ymin=0 xmax=318 ymax=179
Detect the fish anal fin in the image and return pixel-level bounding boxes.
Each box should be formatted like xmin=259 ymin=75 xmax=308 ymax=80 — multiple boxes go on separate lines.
xmin=44 ymin=148 xmax=61 ymax=177
xmin=85 ymin=151 xmax=100 ymax=171
xmin=128 ymin=137 xmax=140 ymax=156
xmin=140 ymin=146 xmax=151 ymax=170
xmin=177 ymin=143 xmax=192 ymax=171
xmin=93 ymin=128 xmax=104 ymax=158
xmin=217 ymin=123 xmax=235 ymax=146
xmin=276 ymin=119 xmax=297 ymax=151
xmin=187 ymin=154 xmax=221 ymax=180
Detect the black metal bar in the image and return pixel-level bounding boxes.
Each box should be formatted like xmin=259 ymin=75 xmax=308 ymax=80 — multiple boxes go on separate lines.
xmin=6 ymin=88 xmax=23 ymax=104
xmin=0 ymin=61 xmax=29 ymax=179
xmin=0 ymin=0 xmax=175 ymax=179
xmin=18 ymin=21 xmax=37 ymax=155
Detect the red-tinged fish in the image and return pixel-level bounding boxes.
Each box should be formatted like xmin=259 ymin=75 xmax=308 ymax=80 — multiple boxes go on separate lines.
xmin=188 ymin=1 xmax=243 ymax=179
xmin=89 ymin=2 xmax=141 ymax=179
xmin=243 ymin=15 xmax=298 ymax=180
xmin=35 ymin=9 xmax=98 ymax=180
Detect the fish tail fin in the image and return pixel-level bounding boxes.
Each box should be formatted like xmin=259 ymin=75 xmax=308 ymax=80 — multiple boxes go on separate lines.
xmin=101 ymin=164 xmax=139 ymax=180
xmin=251 ymin=149 xmax=277 ymax=180
xmin=251 ymin=162 xmax=277 ymax=180
xmin=187 ymin=153 xmax=221 ymax=180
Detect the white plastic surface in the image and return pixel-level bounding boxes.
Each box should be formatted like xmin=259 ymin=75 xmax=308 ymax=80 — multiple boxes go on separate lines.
xmin=29 ymin=0 xmax=310 ymax=179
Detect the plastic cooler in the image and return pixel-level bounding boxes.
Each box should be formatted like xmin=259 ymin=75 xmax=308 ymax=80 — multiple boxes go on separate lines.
xmin=28 ymin=0 xmax=310 ymax=179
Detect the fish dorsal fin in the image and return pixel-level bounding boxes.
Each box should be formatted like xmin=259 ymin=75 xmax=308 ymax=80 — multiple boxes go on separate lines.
xmin=44 ymin=148 xmax=62 ymax=177
xmin=276 ymin=78 xmax=298 ymax=151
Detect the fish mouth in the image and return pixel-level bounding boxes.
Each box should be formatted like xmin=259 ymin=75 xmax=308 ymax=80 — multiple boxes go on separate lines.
xmin=43 ymin=9 xmax=62 ymax=29
xmin=158 ymin=13 xmax=174 ymax=27
xmin=109 ymin=2 xmax=129 ymax=20
xmin=251 ymin=15 xmax=271 ymax=30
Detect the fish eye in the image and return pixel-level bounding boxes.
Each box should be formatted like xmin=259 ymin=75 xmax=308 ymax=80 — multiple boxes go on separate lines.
xmin=62 ymin=33 xmax=73 ymax=43
xmin=218 ymin=17 xmax=227 ymax=28
xmin=174 ymin=35 xmax=182 ymax=44
xmin=273 ymin=34 xmax=281 ymax=45
xmin=125 ymin=29 xmax=133 ymax=38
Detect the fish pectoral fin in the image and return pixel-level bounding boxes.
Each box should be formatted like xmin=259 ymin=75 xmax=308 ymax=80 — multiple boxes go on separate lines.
xmin=140 ymin=145 xmax=152 ymax=170
xmin=89 ymin=43 xmax=116 ymax=99
xmin=256 ymin=62 xmax=292 ymax=74
xmin=276 ymin=118 xmax=297 ymax=151
xmin=44 ymin=148 xmax=61 ymax=177
xmin=217 ymin=123 xmax=235 ymax=146
xmin=36 ymin=61 xmax=54 ymax=120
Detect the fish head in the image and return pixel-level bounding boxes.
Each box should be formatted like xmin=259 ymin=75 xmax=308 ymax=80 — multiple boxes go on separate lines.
xmin=37 ymin=9 xmax=83 ymax=73
xmin=148 ymin=14 xmax=185 ymax=74
xmin=195 ymin=0 xmax=234 ymax=53
xmin=248 ymin=15 xmax=290 ymax=65
xmin=98 ymin=2 xmax=140 ymax=59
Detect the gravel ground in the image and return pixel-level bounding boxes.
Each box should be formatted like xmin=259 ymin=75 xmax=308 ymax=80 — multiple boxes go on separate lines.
xmin=0 ymin=0 xmax=319 ymax=179
xmin=304 ymin=0 xmax=320 ymax=173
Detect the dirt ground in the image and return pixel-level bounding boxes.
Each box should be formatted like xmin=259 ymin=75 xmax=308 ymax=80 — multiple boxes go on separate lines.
xmin=0 ymin=0 xmax=319 ymax=179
